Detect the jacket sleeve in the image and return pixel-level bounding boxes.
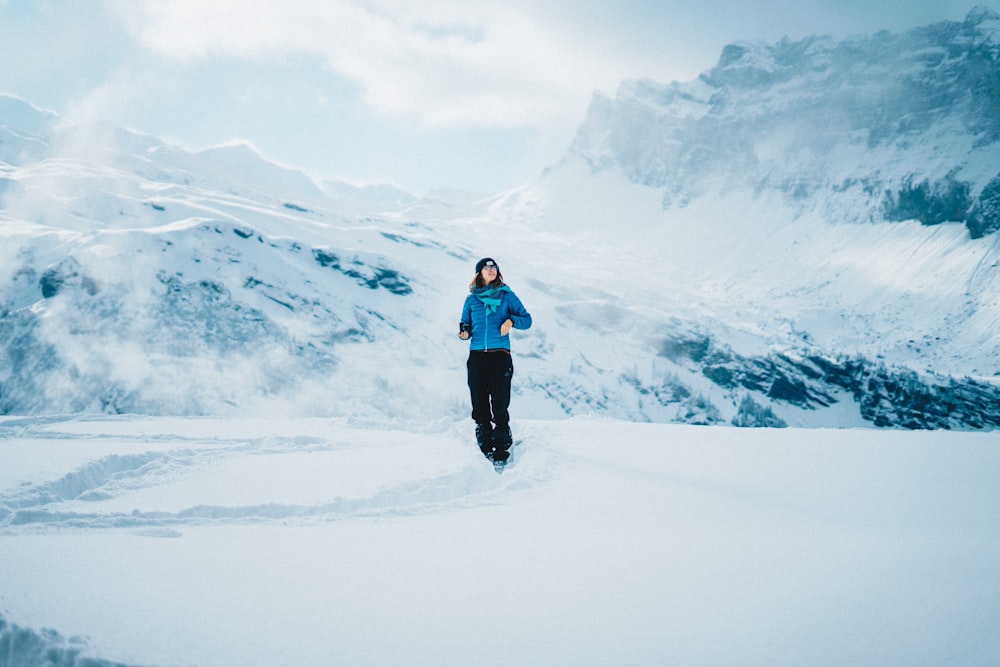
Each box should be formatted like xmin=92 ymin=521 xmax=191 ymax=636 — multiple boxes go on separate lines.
xmin=460 ymin=295 xmax=473 ymax=328
xmin=505 ymin=291 xmax=532 ymax=330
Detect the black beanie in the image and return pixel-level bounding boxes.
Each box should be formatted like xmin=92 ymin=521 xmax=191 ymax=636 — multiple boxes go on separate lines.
xmin=475 ymin=257 xmax=499 ymax=273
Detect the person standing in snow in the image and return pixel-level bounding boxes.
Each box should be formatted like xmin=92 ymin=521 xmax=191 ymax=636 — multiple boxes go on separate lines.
xmin=458 ymin=257 xmax=532 ymax=464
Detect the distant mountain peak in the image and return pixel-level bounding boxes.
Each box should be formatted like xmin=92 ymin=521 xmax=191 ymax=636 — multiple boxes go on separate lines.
xmin=965 ymin=4 xmax=1000 ymax=28
xmin=570 ymin=9 xmax=1000 ymax=237
xmin=3 ymin=15 xmax=1000 ymax=430
xmin=0 ymin=94 xmax=57 ymax=132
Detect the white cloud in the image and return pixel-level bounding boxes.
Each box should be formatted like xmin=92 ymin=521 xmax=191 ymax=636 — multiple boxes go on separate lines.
xmin=105 ymin=0 xmax=634 ymax=129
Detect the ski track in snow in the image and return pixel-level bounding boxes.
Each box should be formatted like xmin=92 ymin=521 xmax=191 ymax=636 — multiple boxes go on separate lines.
xmin=0 ymin=417 xmax=558 ymax=534
xmin=2 ymin=417 xmax=999 ymax=666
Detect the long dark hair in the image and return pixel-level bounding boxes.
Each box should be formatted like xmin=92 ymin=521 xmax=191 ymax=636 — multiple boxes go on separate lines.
xmin=471 ymin=270 xmax=505 ymax=290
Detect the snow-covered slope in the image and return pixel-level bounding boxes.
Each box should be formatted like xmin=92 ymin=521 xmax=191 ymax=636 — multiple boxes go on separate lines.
xmin=1 ymin=415 xmax=998 ymax=666
xmin=3 ymin=8 xmax=1000 ymax=430
xmin=570 ymin=6 xmax=1000 ymax=235
xmin=0 ymin=103 xmax=477 ymax=420
xmin=487 ymin=6 xmax=1000 ymax=428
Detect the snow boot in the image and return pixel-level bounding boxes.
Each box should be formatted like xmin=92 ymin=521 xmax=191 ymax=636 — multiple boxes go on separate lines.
xmin=475 ymin=423 xmax=494 ymax=458
xmin=492 ymin=424 xmax=512 ymax=463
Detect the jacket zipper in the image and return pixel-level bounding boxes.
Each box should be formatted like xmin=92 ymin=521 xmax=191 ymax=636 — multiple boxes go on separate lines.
xmin=482 ymin=302 xmax=490 ymax=351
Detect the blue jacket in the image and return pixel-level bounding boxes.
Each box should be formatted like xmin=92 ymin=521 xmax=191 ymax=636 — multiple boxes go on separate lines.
xmin=461 ymin=285 xmax=532 ymax=351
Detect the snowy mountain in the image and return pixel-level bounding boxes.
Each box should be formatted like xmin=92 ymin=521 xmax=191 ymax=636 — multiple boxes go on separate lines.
xmin=0 ymin=118 xmax=467 ymax=420
xmin=491 ymin=6 xmax=1000 ymax=428
xmin=319 ymin=179 xmax=418 ymax=211
xmin=570 ymin=5 xmax=1000 ymax=236
xmin=3 ymin=8 xmax=1000 ymax=429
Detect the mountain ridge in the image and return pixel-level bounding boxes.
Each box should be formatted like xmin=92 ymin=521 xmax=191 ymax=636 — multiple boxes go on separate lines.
xmin=3 ymin=11 xmax=1000 ymax=429
xmin=570 ymin=6 xmax=1000 ymax=236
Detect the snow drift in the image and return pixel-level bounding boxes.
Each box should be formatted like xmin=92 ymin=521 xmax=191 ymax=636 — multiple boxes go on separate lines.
xmin=1 ymin=415 xmax=999 ymax=666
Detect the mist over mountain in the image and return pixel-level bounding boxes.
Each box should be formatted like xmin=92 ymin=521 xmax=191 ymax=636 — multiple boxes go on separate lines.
xmin=571 ymin=6 xmax=1000 ymax=237
xmin=2 ymin=7 xmax=1000 ymax=429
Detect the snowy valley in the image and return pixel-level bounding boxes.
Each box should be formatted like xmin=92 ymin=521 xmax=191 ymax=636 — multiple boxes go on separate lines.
xmin=3 ymin=10 xmax=1000 ymax=429
xmin=2 ymin=7 xmax=1000 ymax=666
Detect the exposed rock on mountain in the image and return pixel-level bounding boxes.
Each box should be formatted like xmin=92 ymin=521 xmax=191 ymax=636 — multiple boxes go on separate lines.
xmin=3 ymin=10 xmax=1000 ymax=429
xmin=571 ymin=7 xmax=1000 ymax=237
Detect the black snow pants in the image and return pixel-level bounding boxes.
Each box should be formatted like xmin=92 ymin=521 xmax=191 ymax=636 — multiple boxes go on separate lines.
xmin=467 ymin=350 xmax=514 ymax=429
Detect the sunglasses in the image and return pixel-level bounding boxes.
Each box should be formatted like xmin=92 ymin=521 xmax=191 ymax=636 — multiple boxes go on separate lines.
xmin=481 ymin=264 xmax=498 ymax=271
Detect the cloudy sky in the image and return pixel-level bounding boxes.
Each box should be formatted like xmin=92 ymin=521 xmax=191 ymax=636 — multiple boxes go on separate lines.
xmin=0 ymin=0 xmax=990 ymax=194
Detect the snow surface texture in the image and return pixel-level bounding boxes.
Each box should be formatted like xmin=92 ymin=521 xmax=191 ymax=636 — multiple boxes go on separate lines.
xmin=4 ymin=10 xmax=1000 ymax=429
xmin=4 ymin=11 xmax=1000 ymax=666
xmin=1 ymin=415 xmax=999 ymax=666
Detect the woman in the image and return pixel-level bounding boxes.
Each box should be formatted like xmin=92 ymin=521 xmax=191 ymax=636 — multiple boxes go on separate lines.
xmin=458 ymin=257 xmax=532 ymax=464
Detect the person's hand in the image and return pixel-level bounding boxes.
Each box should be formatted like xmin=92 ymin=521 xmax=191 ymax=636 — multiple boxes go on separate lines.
xmin=458 ymin=331 xmax=469 ymax=340
xmin=500 ymin=319 xmax=513 ymax=336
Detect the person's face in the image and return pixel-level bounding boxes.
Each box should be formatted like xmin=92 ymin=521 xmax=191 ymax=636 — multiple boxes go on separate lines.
xmin=480 ymin=265 xmax=498 ymax=282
